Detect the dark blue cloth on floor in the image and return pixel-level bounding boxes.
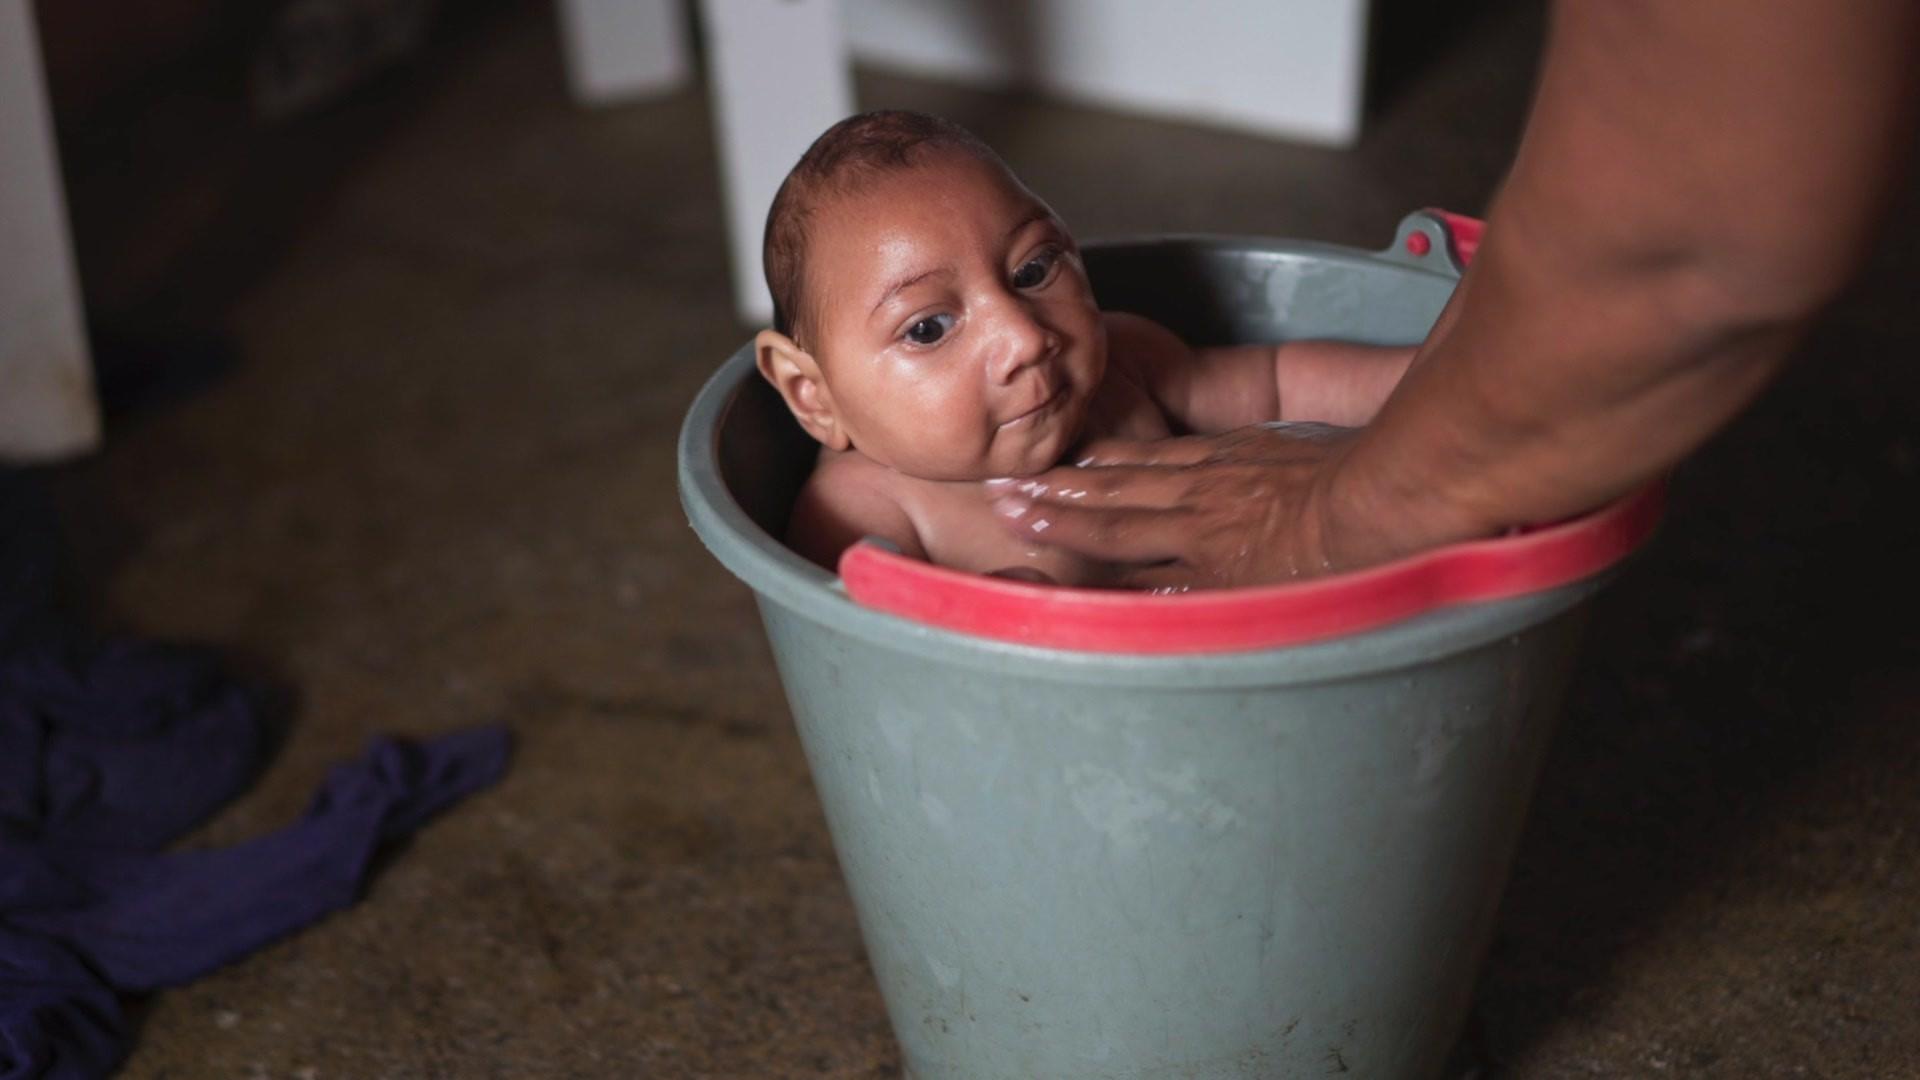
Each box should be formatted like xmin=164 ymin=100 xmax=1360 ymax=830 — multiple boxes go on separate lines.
xmin=0 ymin=639 xmax=265 ymax=852
xmin=0 ymin=634 xmax=512 ymax=1080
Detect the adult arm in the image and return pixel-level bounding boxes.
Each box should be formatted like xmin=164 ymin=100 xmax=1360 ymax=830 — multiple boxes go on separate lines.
xmin=994 ymin=0 xmax=1920 ymax=586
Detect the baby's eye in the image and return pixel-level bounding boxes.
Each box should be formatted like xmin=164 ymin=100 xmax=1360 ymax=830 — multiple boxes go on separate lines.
xmin=1012 ymin=248 xmax=1060 ymax=290
xmin=904 ymin=313 xmax=955 ymax=345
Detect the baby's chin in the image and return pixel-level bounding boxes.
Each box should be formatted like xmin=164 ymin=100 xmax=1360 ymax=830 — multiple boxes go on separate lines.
xmin=878 ymin=411 xmax=1090 ymax=481
xmin=900 ymin=460 xmax=1055 ymax=483
xmin=1022 ymin=389 xmax=1104 ymax=465
xmin=990 ymin=423 xmax=1087 ymax=478
xmin=890 ymin=447 xmax=1070 ymax=483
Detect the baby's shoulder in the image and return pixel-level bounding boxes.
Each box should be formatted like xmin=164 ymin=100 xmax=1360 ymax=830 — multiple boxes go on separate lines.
xmin=804 ymin=447 xmax=912 ymax=504
xmin=1084 ymin=312 xmax=1183 ymax=442
xmin=1101 ymin=310 xmax=1194 ymax=380
xmin=787 ymin=450 xmax=926 ymax=567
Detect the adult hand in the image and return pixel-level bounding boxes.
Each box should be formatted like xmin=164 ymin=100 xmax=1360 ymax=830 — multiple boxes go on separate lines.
xmin=987 ymin=423 xmax=1410 ymax=590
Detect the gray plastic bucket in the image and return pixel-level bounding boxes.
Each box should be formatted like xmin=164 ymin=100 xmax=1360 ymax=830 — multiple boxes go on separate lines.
xmin=678 ymin=212 xmax=1646 ymax=1079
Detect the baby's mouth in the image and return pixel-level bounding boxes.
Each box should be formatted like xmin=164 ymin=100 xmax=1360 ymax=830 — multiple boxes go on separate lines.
xmin=999 ymin=383 xmax=1065 ymax=430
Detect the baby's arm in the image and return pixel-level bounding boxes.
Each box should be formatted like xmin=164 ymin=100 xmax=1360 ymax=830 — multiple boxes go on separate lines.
xmin=785 ymin=463 xmax=927 ymax=572
xmin=1105 ymin=312 xmax=1415 ymax=433
xmin=1269 ymin=339 xmax=1418 ymax=427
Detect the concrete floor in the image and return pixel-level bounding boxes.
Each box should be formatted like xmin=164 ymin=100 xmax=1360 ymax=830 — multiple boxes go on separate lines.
xmin=39 ymin=2 xmax=1920 ymax=1076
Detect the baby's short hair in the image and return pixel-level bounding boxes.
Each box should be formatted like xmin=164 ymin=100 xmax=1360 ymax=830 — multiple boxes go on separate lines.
xmin=762 ymin=110 xmax=1001 ymax=342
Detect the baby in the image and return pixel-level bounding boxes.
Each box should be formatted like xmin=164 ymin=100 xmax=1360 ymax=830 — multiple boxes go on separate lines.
xmin=757 ymin=111 xmax=1415 ymax=586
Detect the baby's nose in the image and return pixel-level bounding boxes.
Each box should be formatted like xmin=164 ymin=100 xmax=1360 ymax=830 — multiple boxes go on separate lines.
xmin=987 ymin=301 xmax=1060 ymax=383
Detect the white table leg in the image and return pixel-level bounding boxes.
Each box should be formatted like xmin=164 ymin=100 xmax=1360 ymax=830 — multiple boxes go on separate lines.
xmin=0 ymin=0 xmax=100 ymax=462
xmin=698 ymin=0 xmax=853 ymax=325
xmin=556 ymin=0 xmax=694 ymax=105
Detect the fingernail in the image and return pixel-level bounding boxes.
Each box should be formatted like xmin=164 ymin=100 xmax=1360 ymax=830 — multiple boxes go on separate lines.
xmin=991 ymin=496 xmax=1029 ymax=520
xmin=1029 ymin=517 xmax=1051 ymax=533
xmin=1018 ymin=480 xmax=1048 ymax=498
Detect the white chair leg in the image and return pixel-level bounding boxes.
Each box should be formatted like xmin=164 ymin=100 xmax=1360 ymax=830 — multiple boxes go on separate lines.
xmin=556 ymin=0 xmax=694 ymax=105
xmin=698 ymin=0 xmax=853 ymax=325
xmin=0 ymin=0 xmax=100 ymax=462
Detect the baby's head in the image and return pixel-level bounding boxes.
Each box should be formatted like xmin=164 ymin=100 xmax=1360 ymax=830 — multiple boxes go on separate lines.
xmin=756 ymin=111 xmax=1108 ymax=481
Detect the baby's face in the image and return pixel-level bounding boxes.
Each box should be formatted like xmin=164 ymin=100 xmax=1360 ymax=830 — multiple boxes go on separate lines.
xmin=804 ymin=151 xmax=1106 ymax=481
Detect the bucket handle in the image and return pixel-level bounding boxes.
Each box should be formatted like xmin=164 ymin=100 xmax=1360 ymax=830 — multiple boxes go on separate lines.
xmin=1383 ymin=208 xmax=1483 ymax=275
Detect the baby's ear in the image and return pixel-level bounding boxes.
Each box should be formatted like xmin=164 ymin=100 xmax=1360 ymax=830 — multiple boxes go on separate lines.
xmin=755 ymin=329 xmax=851 ymax=450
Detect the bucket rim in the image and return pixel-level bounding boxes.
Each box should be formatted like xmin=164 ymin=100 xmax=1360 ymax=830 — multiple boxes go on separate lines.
xmin=838 ymin=480 xmax=1661 ymax=654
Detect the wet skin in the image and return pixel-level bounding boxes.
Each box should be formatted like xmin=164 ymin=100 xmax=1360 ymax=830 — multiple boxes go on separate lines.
xmin=755 ymin=148 xmax=1414 ymax=584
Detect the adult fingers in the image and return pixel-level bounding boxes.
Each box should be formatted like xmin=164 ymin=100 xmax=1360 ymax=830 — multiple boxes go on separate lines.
xmin=988 ymin=465 xmax=1203 ymax=511
xmin=990 ymin=499 xmax=1202 ymax=564
xmin=1068 ymin=434 xmax=1220 ymax=468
